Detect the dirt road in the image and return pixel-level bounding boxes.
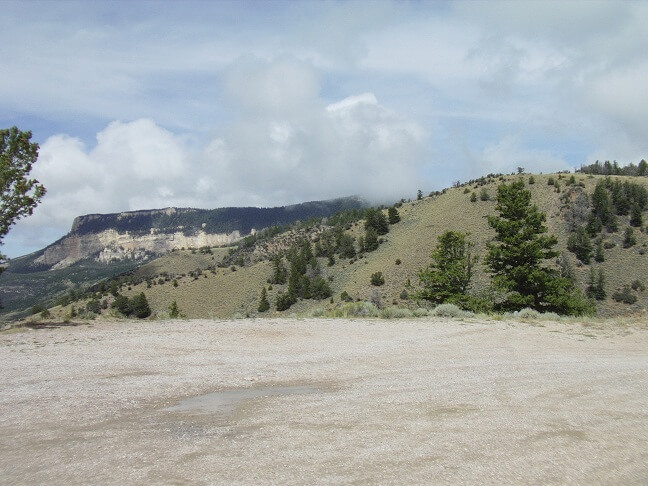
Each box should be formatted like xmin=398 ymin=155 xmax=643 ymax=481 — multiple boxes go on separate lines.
xmin=1 ymin=318 xmax=647 ymax=484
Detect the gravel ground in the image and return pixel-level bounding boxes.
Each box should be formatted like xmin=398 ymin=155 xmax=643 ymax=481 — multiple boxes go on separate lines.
xmin=1 ymin=317 xmax=647 ymax=485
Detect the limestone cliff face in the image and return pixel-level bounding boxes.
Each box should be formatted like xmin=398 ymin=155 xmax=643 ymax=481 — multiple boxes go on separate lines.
xmin=34 ymin=228 xmax=243 ymax=270
xmin=28 ymin=197 xmax=367 ymax=270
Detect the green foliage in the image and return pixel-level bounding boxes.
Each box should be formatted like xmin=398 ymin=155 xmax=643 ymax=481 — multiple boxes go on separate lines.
xmin=131 ymin=292 xmax=151 ymax=318
xmin=364 ymin=208 xmax=389 ymax=235
xmin=336 ymin=233 xmax=356 ymax=259
xmin=364 ymin=227 xmax=379 ymax=252
xmin=528 ymin=175 xmax=535 ymax=184
xmin=275 ymin=291 xmax=294 ymax=311
xmin=257 ymin=287 xmax=270 ymax=312
xmin=479 ymin=188 xmax=490 ymax=201
xmin=387 ymin=206 xmax=401 ymax=224
xmin=612 ymin=286 xmax=637 ymax=304
xmin=169 ymin=300 xmax=180 ymax=318
xmin=586 ymin=268 xmax=606 ymax=300
xmin=417 ymin=189 xmax=423 ymax=200
xmin=112 ymin=292 xmax=151 ymax=318
xmin=111 ymin=294 xmax=132 ymax=316
xmin=0 ymin=127 xmax=46 ymax=272
xmin=623 ymin=227 xmax=636 ymax=248
xmin=86 ymin=299 xmax=101 ymax=314
xmin=547 ymin=177 xmax=555 ymax=186
xmin=594 ymin=238 xmax=605 ymax=262
xmin=431 ymin=303 xmax=470 ymax=318
xmin=630 ymin=203 xmax=643 ymax=227
xmin=340 ymin=291 xmax=353 ymax=302
xmin=370 ymin=272 xmax=385 ymax=286
xmin=631 ymin=279 xmax=645 ymax=292
xmin=269 ymin=255 xmax=287 ymax=284
xmin=486 ymin=179 xmax=592 ymax=315
xmin=567 ymin=226 xmax=592 ymax=264
xmin=470 ymin=192 xmax=477 ymax=203
xmin=417 ymin=231 xmax=477 ymax=306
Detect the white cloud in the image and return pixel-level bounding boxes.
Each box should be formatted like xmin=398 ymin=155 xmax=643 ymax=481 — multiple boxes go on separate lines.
xmin=5 ymin=58 xmax=426 ymax=257
xmin=477 ymin=136 xmax=569 ymax=175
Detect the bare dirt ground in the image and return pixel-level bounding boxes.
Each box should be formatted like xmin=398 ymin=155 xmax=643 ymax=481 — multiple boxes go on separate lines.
xmin=1 ymin=317 xmax=647 ymax=485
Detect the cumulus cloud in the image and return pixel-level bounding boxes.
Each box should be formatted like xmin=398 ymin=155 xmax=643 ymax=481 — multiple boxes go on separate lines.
xmin=5 ymin=58 xmax=426 ymax=257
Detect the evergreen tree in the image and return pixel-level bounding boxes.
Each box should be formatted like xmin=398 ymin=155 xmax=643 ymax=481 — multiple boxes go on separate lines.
xmin=418 ymin=231 xmax=477 ymax=305
xmin=387 ymin=206 xmax=401 ymax=224
xmin=364 ymin=208 xmax=389 ymax=235
xmin=630 ymin=203 xmax=643 ymax=227
xmin=594 ymin=238 xmax=605 ymax=262
xmin=623 ymin=227 xmax=637 ymax=248
xmin=131 ymin=292 xmax=151 ymax=318
xmin=270 ymin=255 xmax=287 ymax=284
xmin=364 ymin=227 xmax=379 ymax=252
xmin=486 ymin=179 xmax=592 ymax=315
xmin=417 ymin=189 xmax=423 ymax=200
xmin=257 ymin=287 xmax=270 ymax=312
xmin=169 ymin=300 xmax=180 ymax=318
xmin=337 ymin=234 xmax=356 ymax=259
xmin=567 ymin=226 xmax=593 ymax=263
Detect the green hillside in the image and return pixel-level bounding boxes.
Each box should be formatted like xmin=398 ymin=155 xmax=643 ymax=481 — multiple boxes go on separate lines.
xmin=24 ymin=173 xmax=648 ymax=322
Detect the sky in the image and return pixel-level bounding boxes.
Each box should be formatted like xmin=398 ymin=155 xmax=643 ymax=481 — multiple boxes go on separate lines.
xmin=2 ymin=0 xmax=648 ymax=258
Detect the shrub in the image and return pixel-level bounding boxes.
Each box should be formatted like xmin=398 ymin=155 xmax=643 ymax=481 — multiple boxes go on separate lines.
xmin=514 ymin=308 xmax=541 ymax=320
xmin=480 ymin=188 xmax=490 ymax=201
xmin=380 ymin=307 xmax=413 ymax=319
xmin=612 ymin=286 xmax=637 ymax=304
xmin=340 ymin=291 xmax=353 ymax=302
xmin=547 ymin=177 xmax=555 ymax=186
xmin=528 ymin=175 xmax=535 ymax=184
xmin=395 ymin=258 xmax=401 ymax=265
xmin=399 ymin=289 xmax=409 ymax=300
xmin=470 ymin=192 xmax=477 ymax=203
xmin=631 ymin=280 xmax=645 ymax=292
xmin=412 ymin=308 xmax=430 ymax=317
xmin=275 ymin=291 xmax=294 ymax=311
xmin=370 ymin=272 xmax=385 ymax=286
xmin=431 ymin=303 xmax=471 ymax=318
xmin=169 ymin=301 xmax=180 ymax=318
xmin=623 ymin=227 xmax=637 ymax=248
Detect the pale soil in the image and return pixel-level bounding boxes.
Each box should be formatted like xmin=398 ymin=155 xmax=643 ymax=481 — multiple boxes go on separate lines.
xmin=1 ymin=318 xmax=647 ymax=485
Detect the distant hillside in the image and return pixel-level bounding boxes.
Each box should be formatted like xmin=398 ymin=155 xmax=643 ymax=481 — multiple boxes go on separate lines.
xmin=0 ymin=196 xmax=368 ymax=318
xmin=10 ymin=172 xmax=648 ymax=322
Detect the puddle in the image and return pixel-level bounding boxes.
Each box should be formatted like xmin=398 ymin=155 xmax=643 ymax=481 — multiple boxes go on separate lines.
xmin=165 ymin=385 xmax=321 ymax=416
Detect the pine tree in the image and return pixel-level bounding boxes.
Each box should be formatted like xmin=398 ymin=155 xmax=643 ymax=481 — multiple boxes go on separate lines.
xmin=257 ymin=287 xmax=270 ymax=312
xmin=131 ymin=293 xmax=151 ymax=318
xmin=418 ymin=231 xmax=477 ymax=305
xmin=567 ymin=226 xmax=593 ymax=263
xmin=486 ymin=179 xmax=592 ymax=315
xmin=387 ymin=206 xmax=401 ymax=224
xmin=594 ymin=238 xmax=605 ymax=262
xmin=169 ymin=300 xmax=180 ymax=318
xmin=630 ymin=203 xmax=643 ymax=227
xmin=270 ymin=255 xmax=287 ymax=284
xmin=364 ymin=227 xmax=379 ymax=252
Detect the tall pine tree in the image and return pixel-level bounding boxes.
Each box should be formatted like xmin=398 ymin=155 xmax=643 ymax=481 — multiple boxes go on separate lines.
xmin=486 ymin=179 xmax=592 ymax=315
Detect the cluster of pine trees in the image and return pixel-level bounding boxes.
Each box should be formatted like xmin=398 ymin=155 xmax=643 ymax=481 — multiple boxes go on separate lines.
xmin=418 ymin=179 xmax=594 ymax=316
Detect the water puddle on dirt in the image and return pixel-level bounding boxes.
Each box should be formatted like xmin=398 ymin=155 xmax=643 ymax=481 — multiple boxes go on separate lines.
xmin=165 ymin=386 xmax=320 ymax=416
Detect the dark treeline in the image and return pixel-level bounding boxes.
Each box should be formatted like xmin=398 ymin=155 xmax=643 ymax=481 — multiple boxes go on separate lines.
xmin=577 ymin=160 xmax=648 ymax=177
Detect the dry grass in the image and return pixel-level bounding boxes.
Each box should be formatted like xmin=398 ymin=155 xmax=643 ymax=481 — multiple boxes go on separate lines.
xmin=41 ymin=174 xmax=648 ymax=321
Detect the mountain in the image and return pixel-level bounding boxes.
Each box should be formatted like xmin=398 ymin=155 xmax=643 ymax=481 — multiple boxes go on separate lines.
xmin=0 ymin=196 xmax=368 ymax=318
xmin=7 ymin=173 xmax=648 ymax=322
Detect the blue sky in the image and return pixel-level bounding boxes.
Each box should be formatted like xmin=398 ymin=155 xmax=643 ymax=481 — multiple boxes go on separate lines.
xmin=2 ymin=0 xmax=648 ymax=257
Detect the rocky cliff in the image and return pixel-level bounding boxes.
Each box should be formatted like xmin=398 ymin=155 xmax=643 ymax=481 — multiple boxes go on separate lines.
xmin=24 ymin=197 xmax=367 ymax=270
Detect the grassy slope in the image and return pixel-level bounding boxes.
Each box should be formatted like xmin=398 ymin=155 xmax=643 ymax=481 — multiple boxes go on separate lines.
xmin=49 ymin=173 xmax=648 ymax=320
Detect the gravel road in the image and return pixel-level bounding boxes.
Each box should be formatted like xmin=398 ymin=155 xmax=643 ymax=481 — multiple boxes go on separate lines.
xmin=1 ymin=318 xmax=647 ymax=485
